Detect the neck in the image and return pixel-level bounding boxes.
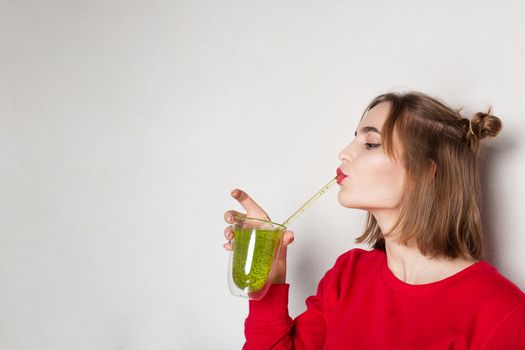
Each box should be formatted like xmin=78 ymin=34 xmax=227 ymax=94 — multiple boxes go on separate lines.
xmin=383 ymin=237 xmax=477 ymax=284
xmin=370 ymin=209 xmax=477 ymax=285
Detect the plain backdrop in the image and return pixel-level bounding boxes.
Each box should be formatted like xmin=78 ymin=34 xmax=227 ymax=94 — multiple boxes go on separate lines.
xmin=1 ymin=0 xmax=525 ymax=349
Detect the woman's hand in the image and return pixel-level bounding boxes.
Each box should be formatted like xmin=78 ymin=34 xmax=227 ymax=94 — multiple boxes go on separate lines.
xmin=223 ymin=189 xmax=294 ymax=284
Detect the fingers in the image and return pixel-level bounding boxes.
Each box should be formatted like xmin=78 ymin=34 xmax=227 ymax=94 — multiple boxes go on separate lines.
xmin=224 ymin=210 xmax=246 ymax=224
xmin=223 ymin=188 xmax=288 ymax=253
xmin=223 ymin=241 xmax=233 ymax=251
xmin=230 ymin=189 xmax=270 ymax=220
xmin=223 ymin=226 xmax=234 ymax=251
xmin=224 ymin=226 xmax=233 ymax=240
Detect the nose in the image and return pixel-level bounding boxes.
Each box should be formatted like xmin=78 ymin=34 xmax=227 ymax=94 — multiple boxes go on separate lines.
xmin=338 ymin=142 xmax=353 ymax=163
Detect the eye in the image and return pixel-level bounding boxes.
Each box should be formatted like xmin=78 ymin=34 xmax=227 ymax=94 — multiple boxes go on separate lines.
xmin=365 ymin=143 xmax=381 ymax=150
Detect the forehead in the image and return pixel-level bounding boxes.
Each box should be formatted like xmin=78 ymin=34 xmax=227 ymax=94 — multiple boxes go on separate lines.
xmin=358 ymin=102 xmax=391 ymax=130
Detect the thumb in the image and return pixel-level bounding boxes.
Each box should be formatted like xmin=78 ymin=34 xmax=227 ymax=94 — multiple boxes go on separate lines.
xmin=283 ymin=230 xmax=294 ymax=246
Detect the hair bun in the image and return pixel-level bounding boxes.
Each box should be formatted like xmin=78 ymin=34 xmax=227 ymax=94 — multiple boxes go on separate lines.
xmin=470 ymin=108 xmax=502 ymax=139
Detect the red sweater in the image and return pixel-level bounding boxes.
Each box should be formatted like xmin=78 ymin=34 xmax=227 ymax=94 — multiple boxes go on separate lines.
xmin=244 ymin=248 xmax=525 ymax=349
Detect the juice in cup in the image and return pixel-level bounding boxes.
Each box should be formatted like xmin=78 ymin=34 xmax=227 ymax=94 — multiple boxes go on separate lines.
xmin=228 ymin=217 xmax=286 ymax=300
xmin=227 ymin=172 xmax=340 ymax=300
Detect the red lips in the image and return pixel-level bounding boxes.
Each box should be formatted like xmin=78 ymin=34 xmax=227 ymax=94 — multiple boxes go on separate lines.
xmin=336 ymin=168 xmax=348 ymax=184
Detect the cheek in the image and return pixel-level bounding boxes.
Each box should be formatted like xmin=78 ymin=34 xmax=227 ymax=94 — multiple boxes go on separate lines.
xmin=340 ymin=154 xmax=405 ymax=206
xmin=359 ymin=153 xmax=403 ymax=183
xmin=370 ymin=157 xmax=405 ymax=190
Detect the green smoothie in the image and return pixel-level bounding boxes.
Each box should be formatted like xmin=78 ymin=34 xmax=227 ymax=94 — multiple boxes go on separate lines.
xmin=232 ymin=226 xmax=284 ymax=292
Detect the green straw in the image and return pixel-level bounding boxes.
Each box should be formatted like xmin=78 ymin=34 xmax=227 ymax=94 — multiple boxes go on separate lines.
xmin=281 ymin=176 xmax=338 ymax=227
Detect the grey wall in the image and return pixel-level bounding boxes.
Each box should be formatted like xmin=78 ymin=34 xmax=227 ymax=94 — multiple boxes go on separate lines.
xmin=1 ymin=0 xmax=524 ymax=349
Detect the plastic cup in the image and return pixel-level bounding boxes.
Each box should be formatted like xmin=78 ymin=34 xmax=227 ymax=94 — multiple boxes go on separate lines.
xmin=228 ymin=217 xmax=286 ymax=300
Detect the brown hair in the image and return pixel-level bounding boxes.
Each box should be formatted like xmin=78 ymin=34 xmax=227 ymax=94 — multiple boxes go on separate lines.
xmin=356 ymin=91 xmax=502 ymax=260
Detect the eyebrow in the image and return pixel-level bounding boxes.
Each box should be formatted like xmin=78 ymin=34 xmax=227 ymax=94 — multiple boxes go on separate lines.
xmin=354 ymin=126 xmax=381 ymax=137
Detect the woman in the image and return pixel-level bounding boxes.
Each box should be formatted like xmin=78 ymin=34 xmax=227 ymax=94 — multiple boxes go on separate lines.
xmin=222 ymin=91 xmax=525 ymax=349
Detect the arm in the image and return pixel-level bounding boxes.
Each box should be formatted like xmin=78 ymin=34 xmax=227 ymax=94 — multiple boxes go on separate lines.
xmin=243 ymin=284 xmax=295 ymax=350
xmin=224 ymin=191 xmax=349 ymax=349
xmin=243 ymin=263 xmax=339 ymax=350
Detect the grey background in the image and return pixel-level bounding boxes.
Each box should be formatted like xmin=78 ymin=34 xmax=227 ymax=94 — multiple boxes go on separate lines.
xmin=1 ymin=0 xmax=524 ymax=349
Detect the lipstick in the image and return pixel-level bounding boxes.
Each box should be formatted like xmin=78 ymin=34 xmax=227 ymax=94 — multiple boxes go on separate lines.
xmin=336 ymin=168 xmax=348 ymax=184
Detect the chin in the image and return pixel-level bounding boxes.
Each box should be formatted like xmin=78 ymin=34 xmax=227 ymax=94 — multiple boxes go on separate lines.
xmin=337 ymin=191 xmax=361 ymax=209
xmin=337 ymin=191 xmax=380 ymax=211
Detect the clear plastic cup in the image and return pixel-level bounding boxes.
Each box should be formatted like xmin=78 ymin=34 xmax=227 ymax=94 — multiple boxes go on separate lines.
xmin=228 ymin=217 xmax=286 ymax=300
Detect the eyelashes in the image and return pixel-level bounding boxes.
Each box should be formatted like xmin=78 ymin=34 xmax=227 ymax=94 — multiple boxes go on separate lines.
xmin=365 ymin=143 xmax=381 ymax=150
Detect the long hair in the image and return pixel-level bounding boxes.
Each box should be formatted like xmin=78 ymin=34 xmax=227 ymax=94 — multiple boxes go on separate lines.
xmin=356 ymin=91 xmax=502 ymax=260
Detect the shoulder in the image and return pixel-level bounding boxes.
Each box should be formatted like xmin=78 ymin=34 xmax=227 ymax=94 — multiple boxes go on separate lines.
xmin=312 ymin=248 xmax=384 ymax=302
xmin=323 ymin=248 xmax=385 ymax=279
xmin=333 ymin=247 xmax=385 ymax=268
xmin=477 ymin=267 xmax=525 ymax=348
xmin=451 ymin=260 xmax=525 ymax=338
xmin=467 ymin=261 xmax=525 ymax=309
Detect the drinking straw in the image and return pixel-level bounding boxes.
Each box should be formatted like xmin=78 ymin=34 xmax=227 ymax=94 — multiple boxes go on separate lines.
xmin=281 ymin=176 xmax=338 ymax=227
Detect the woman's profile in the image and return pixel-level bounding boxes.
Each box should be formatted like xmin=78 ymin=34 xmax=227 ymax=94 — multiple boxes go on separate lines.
xmin=223 ymin=91 xmax=525 ymax=349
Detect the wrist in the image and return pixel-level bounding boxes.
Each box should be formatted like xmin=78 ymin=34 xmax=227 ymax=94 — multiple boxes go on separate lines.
xmin=271 ymin=263 xmax=287 ymax=284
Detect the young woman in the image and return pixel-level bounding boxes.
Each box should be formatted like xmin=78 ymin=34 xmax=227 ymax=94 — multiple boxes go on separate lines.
xmin=222 ymin=91 xmax=525 ymax=349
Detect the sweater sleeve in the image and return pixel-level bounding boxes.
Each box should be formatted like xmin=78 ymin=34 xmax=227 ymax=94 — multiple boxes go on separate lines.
xmin=244 ymin=261 xmax=339 ymax=350
xmin=243 ymin=284 xmax=295 ymax=350
xmin=483 ymin=301 xmax=525 ymax=350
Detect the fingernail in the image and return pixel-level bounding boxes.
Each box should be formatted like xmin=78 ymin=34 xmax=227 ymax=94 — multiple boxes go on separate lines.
xmin=231 ymin=189 xmax=238 ymax=197
xmin=226 ymin=214 xmax=232 ymax=222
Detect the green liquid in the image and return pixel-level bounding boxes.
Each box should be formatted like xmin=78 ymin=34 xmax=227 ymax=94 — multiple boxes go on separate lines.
xmin=232 ymin=227 xmax=283 ymax=292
